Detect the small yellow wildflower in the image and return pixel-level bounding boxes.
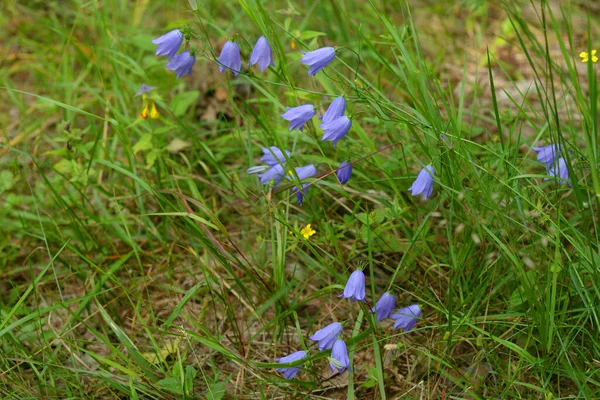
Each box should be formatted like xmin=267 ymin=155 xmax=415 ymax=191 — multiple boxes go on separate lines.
xmin=140 ymin=103 xmax=149 ymax=120
xmin=141 ymin=100 xmax=160 ymax=120
xmin=579 ymin=50 xmax=598 ymax=63
xmin=300 ymin=224 xmax=316 ymax=240
xmin=149 ymin=101 xmax=160 ymax=119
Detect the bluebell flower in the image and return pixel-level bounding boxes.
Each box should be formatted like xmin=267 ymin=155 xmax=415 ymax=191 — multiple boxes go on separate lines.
xmin=217 ymin=41 xmax=242 ymax=76
xmin=152 ymin=29 xmax=184 ymax=59
xmin=292 ymin=183 xmax=310 ymax=205
xmin=250 ymin=146 xmax=291 ymax=187
xmin=369 ymin=292 xmax=396 ymax=321
xmin=533 ymin=144 xmax=560 ymax=168
xmin=166 ymin=51 xmax=196 ymax=78
xmin=260 ymin=146 xmax=290 ymax=167
xmin=336 ymin=161 xmax=352 ymax=185
xmin=329 ymin=339 xmax=350 ymax=374
xmin=249 ymin=36 xmax=274 ymax=71
xmin=408 ymin=165 xmax=435 ymax=199
xmin=320 ymin=116 xmax=352 ymax=147
xmin=288 ymin=165 xmax=318 ymax=205
xmin=258 ymin=164 xmax=285 ymax=186
xmin=339 ymin=270 xmax=366 ymax=302
xmin=319 ymin=97 xmax=346 ymax=124
xmin=136 ymin=83 xmax=156 ymax=96
xmin=391 ymin=304 xmax=422 ymax=332
xmin=274 ymin=350 xmax=307 ymax=379
xmin=309 ymin=322 xmax=342 ymax=351
xmin=281 ymin=104 xmax=316 ymax=131
xmin=300 ymin=47 xmax=336 ymax=76
xmin=545 ymin=157 xmax=570 ymax=186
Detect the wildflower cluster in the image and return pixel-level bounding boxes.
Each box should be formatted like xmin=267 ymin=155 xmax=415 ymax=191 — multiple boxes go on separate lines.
xmin=147 ymin=7 xmax=586 ymax=387
xmin=276 ymin=269 xmax=422 ymax=379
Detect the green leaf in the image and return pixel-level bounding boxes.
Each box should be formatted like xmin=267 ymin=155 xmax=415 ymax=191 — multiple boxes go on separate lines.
xmin=156 ymin=377 xmax=183 ymax=395
xmin=300 ymin=30 xmax=326 ymax=40
xmin=205 ymin=381 xmax=227 ymax=400
xmin=133 ymin=133 xmax=154 ymax=154
xmin=171 ymin=91 xmax=200 ymax=117
xmin=146 ymin=149 xmax=160 ymax=169
xmin=185 ymin=366 xmax=197 ymax=394
xmin=362 ymin=366 xmax=379 ymax=388
xmin=44 ymin=148 xmax=70 ymax=158
xmin=509 ymin=285 xmax=528 ymax=309
xmin=53 ymin=159 xmax=76 ymax=175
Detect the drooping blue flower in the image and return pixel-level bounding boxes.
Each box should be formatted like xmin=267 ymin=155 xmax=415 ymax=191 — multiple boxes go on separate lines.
xmin=370 ymin=292 xmax=396 ymax=321
xmin=300 ymin=47 xmax=336 ymax=76
xmin=533 ymin=144 xmax=560 ymax=168
xmin=336 ymin=161 xmax=352 ymax=185
xmin=217 ymin=41 xmax=242 ymax=76
xmin=320 ymin=116 xmax=352 ymax=147
xmin=250 ymin=146 xmax=292 ymax=187
xmin=281 ymin=104 xmax=316 ymax=131
xmin=249 ymin=36 xmax=274 ymax=71
xmin=391 ymin=304 xmax=422 ymax=332
xmin=292 ymin=183 xmax=310 ymax=205
xmin=258 ymin=164 xmax=285 ymax=186
xmin=319 ymin=97 xmax=346 ymax=124
xmin=136 ymin=83 xmax=156 ymax=96
xmin=274 ymin=350 xmax=307 ymax=379
xmin=288 ymin=165 xmax=318 ymax=205
xmin=408 ymin=165 xmax=435 ymax=199
xmin=545 ymin=157 xmax=570 ymax=186
xmin=166 ymin=51 xmax=196 ymax=78
xmin=329 ymin=339 xmax=351 ymax=374
xmin=260 ymin=146 xmax=290 ymax=167
xmin=309 ymin=322 xmax=342 ymax=351
xmin=339 ymin=270 xmax=366 ymax=302
xmin=152 ymin=29 xmax=184 ymax=59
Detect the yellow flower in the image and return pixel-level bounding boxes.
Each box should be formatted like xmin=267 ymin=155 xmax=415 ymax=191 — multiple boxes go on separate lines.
xmin=300 ymin=224 xmax=316 ymax=240
xmin=140 ymin=100 xmax=160 ymax=120
xmin=140 ymin=103 xmax=149 ymax=120
xmin=149 ymin=101 xmax=160 ymax=119
xmin=579 ymin=50 xmax=598 ymax=63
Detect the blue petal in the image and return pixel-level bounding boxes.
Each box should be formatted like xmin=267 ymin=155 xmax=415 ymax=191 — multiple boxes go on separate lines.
xmin=260 ymin=146 xmax=290 ymax=167
xmin=309 ymin=322 xmax=342 ymax=351
xmin=336 ymin=161 xmax=352 ymax=185
xmin=300 ymin=47 xmax=336 ymax=76
xmin=320 ymin=97 xmax=346 ymax=124
xmin=408 ymin=165 xmax=435 ymax=199
xmin=249 ymin=36 xmax=274 ymax=71
xmin=258 ymin=164 xmax=285 ymax=186
xmin=166 ymin=51 xmax=196 ymax=78
xmin=370 ymin=292 xmax=396 ymax=321
xmin=218 ymin=41 xmax=242 ymax=75
xmin=281 ymin=104 xmax=315 ymax=131
xmin=152 ymin=29 xmax=184 ymax=59
xmin=392 ymin=304 xmax=422 ymax=332
xmin=341 ymin=270 xmax=366 ymax=301
xmin=330 ymin=339 xmax=350 ymax=374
